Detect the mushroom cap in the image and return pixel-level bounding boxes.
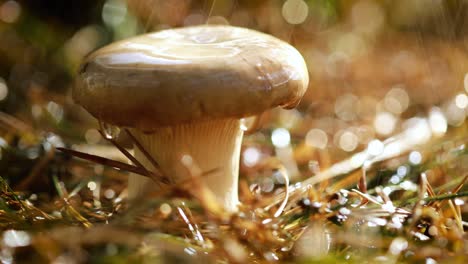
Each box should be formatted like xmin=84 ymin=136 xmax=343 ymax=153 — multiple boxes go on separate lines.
xmin=74 ymin=25 xmax=309 ymax=130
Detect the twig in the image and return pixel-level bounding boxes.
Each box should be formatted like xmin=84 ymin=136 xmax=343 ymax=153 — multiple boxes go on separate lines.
xmin=98 ymin=131 xmax=153 ymax=176
xmin=125 ymin=129 xmax=163 ymax=175
xmin=57 ymin=147 xmax=162 ymax=181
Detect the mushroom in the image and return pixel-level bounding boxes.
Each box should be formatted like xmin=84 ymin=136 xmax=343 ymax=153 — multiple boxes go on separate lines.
xmin=74 ymin=25 xmax=308 ymax=212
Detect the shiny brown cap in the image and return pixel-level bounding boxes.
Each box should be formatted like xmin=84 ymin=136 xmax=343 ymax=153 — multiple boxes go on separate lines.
xmin=74 ymin=25 xmax=309 ymax=130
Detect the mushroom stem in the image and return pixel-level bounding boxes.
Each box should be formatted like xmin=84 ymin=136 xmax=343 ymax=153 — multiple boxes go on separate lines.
xmin=128 ymin=118 xmax=243 ymax=212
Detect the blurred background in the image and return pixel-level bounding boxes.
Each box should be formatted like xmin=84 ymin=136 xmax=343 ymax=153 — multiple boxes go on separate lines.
xmin=0 ymin=0 xmax=467 ymax=193
xmin=0 ymin=0 xmax=467 ymax=262
xmin=0 ymin=0 xmax=467 ymax=150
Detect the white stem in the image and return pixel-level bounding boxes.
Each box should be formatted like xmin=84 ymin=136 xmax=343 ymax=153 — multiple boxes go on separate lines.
xmin=128 ymin=118 xmax=243 ymax=212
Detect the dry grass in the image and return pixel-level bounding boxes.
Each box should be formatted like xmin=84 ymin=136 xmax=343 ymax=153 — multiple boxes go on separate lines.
xmin=0 ymin=109 xmax=466 ymax=263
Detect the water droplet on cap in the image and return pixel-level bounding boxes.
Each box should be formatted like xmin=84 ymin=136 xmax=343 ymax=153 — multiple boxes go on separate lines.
xmin=99 ymin=120 xmax=121 ymax=140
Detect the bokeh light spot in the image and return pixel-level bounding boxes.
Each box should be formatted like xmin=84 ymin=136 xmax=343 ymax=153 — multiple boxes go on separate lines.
xmin=102 ymin=0 xmax=127 ymax=27
xmin=429 ymin=107 xmax=447 ymax=136
xmin=409 ymin=151 xmax=422 ymax=165
xmin=404 ymin=118 xmax=431 ymax=145
xmin=397 ymin=166 xmax=407 ymax=177
xmin=464 ymin=73 xmax=468 ymax=93
xmin=335 ymin=93 xmax=359 ymax=121
xmin=104 ymin=189 xmax=115 ymax=199
xmin=305 ymin=129 xmax=328 ymax=149
xmin=160 ymin=203 xmax=172 ymax=216
xmin=271 ymin=128 xmax=291 ymax=148
xmin=367 ymin=139 xmax=384 ymax=156
xmin=87 ymin=181 xmax=97 ymax=191
xmin=374 ymin=112 xmax=397 ymax=136
xmin=0 ymin=1 xmax=21 ymax=23
xmin=0 ymin=78 xmax=8 ymax=101
xmin=243 ymin=147 xmax=261 ymax=167
xmin=455 ymin=93 xmax=468 ymax=109
xmin=339 ymin=131 xmax=358 ymax=152
xmin=351 ymin=0 xmax=385 ymax=36
xmin=184 ymin=12 xmax=205 ymax=26
xmin=206 ymin=16 xmax=229 ymax=25
xmin=384 ymin=86 xmax=410 ymax=114
xmin=46 ymin=101 xmax=64 ymax=123
xmin=85 ymin=129 xmax=102 ymax=144
xmin=282 ymin=0 xmax=309 ymax=25
xmin=444 ymin=100 xmax=466 ymax=126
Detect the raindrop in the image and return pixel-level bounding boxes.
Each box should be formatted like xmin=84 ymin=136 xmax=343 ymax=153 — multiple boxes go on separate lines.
xmin=44 ymin=133 xmax=64 ymax=151
xmin=99 ymin=121 xmax=121 ymax=140
xmin=280 ymin=243 xmax=294 ymax=252
xmin=263 ymin=251 xmax=279 ymax=261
